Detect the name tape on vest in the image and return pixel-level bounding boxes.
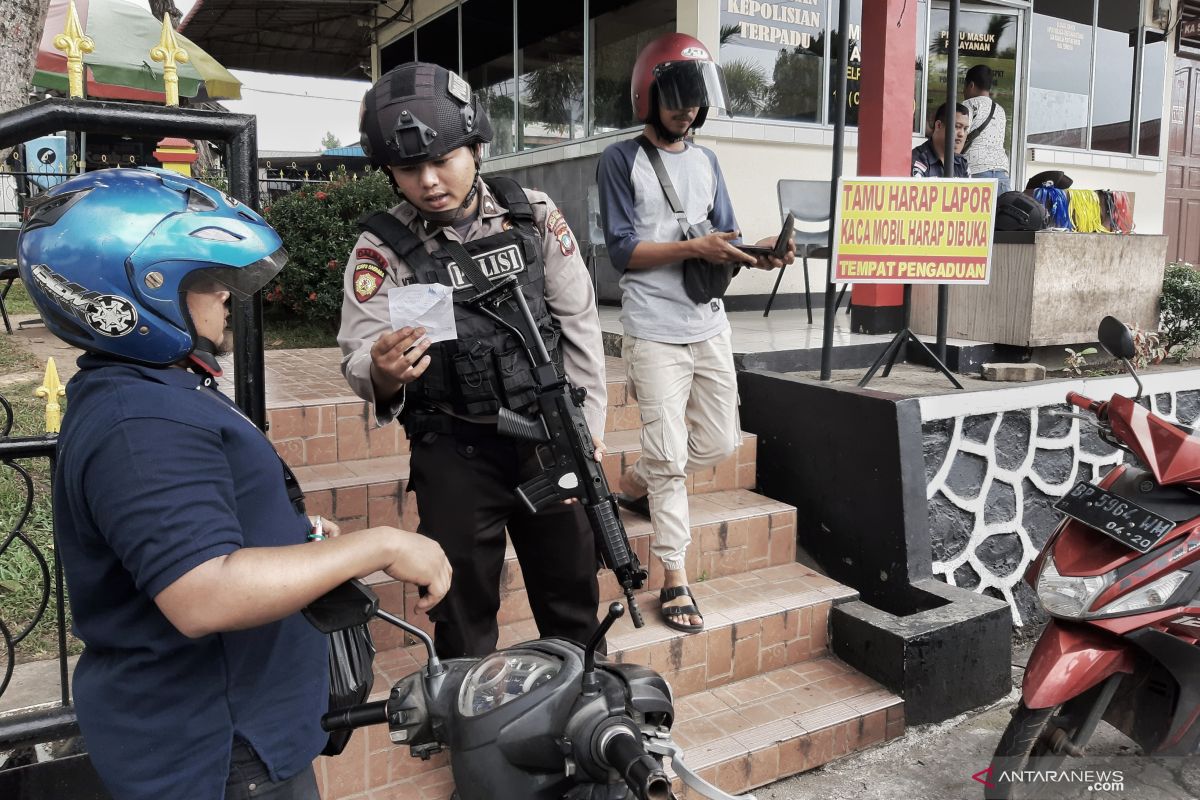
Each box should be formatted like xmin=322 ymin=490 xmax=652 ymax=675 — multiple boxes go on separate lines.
xmin=446 ymin=242 xmax=527 ymax=291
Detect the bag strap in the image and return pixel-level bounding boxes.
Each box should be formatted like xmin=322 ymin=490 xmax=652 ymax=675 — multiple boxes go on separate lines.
xmin=635 ymin=135 xmax=692 ymax=241
xmin=484 ymin=176 xmax=535 ymax=224
xmin=358 ymin=210 xmax=428 ymax=261
xmin=964 ymin=98 xmax=997 ymax=150
xmin=441 ymin=238 xmax=496 ymax=296
xmin=192 ymin=383 xmax=308 ymax=515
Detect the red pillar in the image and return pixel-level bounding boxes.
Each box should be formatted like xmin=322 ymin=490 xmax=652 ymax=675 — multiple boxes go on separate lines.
xmin=849 ymin=0 xmax=916 ymax=334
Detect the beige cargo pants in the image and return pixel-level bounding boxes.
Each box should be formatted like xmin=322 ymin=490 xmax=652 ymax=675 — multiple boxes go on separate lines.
xmin=622 ymin=327 xmax=741 ymax=571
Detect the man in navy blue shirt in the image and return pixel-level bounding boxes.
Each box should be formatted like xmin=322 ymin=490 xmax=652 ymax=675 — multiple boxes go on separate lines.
xmin=18 ymin=168 xmax=451 ymax=800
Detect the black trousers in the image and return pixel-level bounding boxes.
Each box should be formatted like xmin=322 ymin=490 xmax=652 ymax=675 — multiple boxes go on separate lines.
xmin=409 ymin=428 xmax=601 ymax=658
xmin=224 ymin=742 xmax=320 ymax=800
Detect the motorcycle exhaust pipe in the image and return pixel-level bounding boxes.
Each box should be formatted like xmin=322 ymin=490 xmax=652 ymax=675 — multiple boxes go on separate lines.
xmin=601 ymin=728 xmax=672 ymax=800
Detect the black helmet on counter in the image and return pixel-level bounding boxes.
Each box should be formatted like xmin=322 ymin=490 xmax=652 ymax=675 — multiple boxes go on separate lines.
xmin=359 ymin=62 xmax=493 ymax=168
xmin=995 ymin=190 xmax=1048 ymax=231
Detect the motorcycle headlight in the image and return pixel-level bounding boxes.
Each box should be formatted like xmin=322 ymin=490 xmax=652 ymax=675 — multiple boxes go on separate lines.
xmin=1036 ymin=556 xmax=1112 ymax=618
xmin=1094 ymin=570 xmax=1190 ymax=616
xmin=457 ymin=649 xmax=562 ymax=718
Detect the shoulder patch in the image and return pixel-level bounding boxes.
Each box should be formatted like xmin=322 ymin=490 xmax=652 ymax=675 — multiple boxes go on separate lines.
xmin=356 ymin=246 xmax=389 ymax=269
xmin=353 ymin=263 xmax=386 ymax=303
xmin=912 ymin=162 xmax=928 ymax=176
xmin=546 ymin=209 xmax=576 ymax=258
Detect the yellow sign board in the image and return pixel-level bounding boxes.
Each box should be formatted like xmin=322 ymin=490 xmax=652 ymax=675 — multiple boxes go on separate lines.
xmin=832 ymin=177 xmax=997 ymax=285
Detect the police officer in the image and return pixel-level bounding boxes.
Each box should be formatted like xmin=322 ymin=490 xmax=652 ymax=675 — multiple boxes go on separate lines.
xmin=338 ymin=62 xmax=607 ymax=659
xmin=912 ymin=102 xmax=971 ymax=178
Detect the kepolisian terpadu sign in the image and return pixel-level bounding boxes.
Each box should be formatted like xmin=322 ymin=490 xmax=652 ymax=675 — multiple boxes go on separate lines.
xmin=832 ymin=177 xmax=998 ymax=284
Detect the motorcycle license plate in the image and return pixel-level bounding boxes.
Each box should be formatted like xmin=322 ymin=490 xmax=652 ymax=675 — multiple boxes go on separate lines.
xmin=1054 ymin=481 xmax=1176 ymax=553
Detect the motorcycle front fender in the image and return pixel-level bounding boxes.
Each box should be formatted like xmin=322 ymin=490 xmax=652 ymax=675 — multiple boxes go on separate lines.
xmin=1022 ymin=619 xmax=1137 ymax=710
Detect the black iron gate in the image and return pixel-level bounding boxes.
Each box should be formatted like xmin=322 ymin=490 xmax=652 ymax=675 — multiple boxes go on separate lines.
xmin=0 ymin=97 xmax=265 ymax=797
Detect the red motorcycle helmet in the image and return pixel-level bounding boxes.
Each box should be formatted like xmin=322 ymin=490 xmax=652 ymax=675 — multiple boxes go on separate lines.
xmin=631 ymin=32 xmax=729 ymax=130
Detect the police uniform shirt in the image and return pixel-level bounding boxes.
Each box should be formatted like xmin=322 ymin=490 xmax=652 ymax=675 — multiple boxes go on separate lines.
xmin=911 ymin=140 xmax=970 ymax=179
xmin=337 ymin=179 xmax=608 ymax=436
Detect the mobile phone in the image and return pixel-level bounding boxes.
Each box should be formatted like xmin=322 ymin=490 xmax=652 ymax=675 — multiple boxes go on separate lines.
xmin=734 ymin=213 xmax=796 ymax=259
xmin=734 ymin=243 xmax=774 ymax=256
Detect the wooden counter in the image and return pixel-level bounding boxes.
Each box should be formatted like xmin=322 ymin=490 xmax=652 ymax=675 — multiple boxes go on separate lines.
xmin=911 ymin=230 xmax=1168 ymax=347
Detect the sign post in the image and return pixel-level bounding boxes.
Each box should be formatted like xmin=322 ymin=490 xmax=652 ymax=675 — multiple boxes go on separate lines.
xmin=830 ymin=176 xmax=998 ymax=388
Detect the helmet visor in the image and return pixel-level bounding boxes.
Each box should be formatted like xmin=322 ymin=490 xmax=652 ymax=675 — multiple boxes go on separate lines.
xmin=653 ymin=60 xmax=729 ymax=112
xmin=181 ymin=246 xmax=289 ymax=300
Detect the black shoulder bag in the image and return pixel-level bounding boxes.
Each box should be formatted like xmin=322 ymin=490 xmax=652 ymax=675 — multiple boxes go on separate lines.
xmin=635 ymin=135 xmax=739 ymax=305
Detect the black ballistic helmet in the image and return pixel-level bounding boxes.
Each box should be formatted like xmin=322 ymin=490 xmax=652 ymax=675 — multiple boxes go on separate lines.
xmin=995 ymin=191 xmax=1048 ymax=232
xmin=360 ymin=62 xmax=493 ymax=168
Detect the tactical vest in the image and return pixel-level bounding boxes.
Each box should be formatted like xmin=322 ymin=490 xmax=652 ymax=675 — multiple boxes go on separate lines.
xmin=359 ymin=177 xmax=563 ymax=425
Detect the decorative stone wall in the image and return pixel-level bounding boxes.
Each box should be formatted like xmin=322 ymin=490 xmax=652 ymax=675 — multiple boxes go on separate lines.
xmin=919 ymin=373 xmax=1200 ymax=626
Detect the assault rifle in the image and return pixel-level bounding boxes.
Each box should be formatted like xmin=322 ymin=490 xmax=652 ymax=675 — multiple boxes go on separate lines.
xmin=465 ymin=274 xmax=648 ymax=628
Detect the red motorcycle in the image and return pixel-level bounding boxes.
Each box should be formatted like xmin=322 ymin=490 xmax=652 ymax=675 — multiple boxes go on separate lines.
xmin=985 ymin=316 xmax=1200 ymax=800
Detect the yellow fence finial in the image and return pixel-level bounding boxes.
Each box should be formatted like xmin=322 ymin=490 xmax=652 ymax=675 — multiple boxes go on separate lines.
xmin=150 ymin=13 xmax=189 ymax=107
xmin=36 ymin=358 xmax=66 ymax=434
xmin=53 ymin=0 xmax=95 ymax=100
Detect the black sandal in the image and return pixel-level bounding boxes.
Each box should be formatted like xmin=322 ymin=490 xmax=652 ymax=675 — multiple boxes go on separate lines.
xmin=659 ymin=585 xmax=704 ymax=633
xmin=616 ymin=493 xmax=651 ymax=518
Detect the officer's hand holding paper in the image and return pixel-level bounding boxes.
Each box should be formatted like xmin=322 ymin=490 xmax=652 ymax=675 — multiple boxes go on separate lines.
xmin=388 ymin=283 xmax=457 ymax=342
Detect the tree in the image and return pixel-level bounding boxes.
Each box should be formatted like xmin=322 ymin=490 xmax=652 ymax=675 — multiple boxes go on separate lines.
xmin=148 ymin=0 xmax=183 ymax=29
xmin=0 ymin=0 xmax=52 ymax=118
xmin=320 ymin=131 xmax=342 ymax=150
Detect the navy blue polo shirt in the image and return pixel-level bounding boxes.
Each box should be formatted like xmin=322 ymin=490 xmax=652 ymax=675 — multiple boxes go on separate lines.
xmin=55 ymin=354 xmax=327 ymax=800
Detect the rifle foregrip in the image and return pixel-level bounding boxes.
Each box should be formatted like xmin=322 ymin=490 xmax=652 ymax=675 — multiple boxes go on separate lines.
xmin=588 ymin=499 xmax=634 ymax=569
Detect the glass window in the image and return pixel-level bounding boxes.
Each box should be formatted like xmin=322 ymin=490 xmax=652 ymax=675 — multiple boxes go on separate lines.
xmin=1028 ymin=0 xmax=1094 ymax=148
xmin=1138 ymin=31 xmax=1167 ymax=157
xmin=924 ymin=8 xmax=1019 ymax=151
xmin=1090 ymin=0 xmax=1138 ymax=153
xmin=720 ymin=0 xmax=827 ymax=123
xmin=517 ymin=0 xmax=584 ymax=150
xmin=590 ymin=0 xmax=675 ymax=134
xmin=463 ymin=1 xmax=518 ymax=156
xmin=380 ymin=34 xmax=415 ymax=74
xmin=417 ymin=8 xmax=460 ymax=74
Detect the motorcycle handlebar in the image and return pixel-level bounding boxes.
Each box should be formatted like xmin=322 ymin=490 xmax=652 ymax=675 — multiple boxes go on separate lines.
xmin=603 ymin=730 xmax=672 ymax=800
xmin=321 ymin=699 xmax=389 ymax=733
xmin=1066 ymin=391 xmax=1104 ymax=415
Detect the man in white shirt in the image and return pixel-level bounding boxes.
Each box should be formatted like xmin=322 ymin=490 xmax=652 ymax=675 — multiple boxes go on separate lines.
xmin=962 ymin=65 xmax=1011 ymax=194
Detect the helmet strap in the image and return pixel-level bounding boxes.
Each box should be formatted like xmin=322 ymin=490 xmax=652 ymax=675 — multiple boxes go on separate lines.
xmin=186 ymin=337 xmax=224 ymax=379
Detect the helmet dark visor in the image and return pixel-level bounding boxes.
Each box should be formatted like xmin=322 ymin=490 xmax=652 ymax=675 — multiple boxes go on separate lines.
xmin=180 ymin=246 xmax=289 ymax=300
xmin=653 ymin=60 xmax=729 ymax=112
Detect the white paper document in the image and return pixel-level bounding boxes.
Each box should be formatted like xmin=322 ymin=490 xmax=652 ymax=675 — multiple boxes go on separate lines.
xmin=388 ymin=283 xmax=457 ymax=343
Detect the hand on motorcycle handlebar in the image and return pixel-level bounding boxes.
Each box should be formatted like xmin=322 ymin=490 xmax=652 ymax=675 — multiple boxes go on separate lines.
xmin=381 ymin=529 xmax=452 ymax=611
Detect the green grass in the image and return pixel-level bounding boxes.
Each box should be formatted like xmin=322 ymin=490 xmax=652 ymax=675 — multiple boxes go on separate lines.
xmin=0 ymin=378 xmax=76 ymax=662
xmin=3 ymin=280 xmax=37 ymax=315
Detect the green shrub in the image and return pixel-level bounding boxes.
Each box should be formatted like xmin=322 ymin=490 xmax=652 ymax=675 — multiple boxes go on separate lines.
xmin=263 ymin=168 xmax=395 ymax=327
xmin=1160 ymin=262 xmax=1200 ymax=360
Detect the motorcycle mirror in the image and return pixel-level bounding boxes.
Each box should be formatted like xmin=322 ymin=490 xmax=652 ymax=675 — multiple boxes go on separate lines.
xmin=303 ymin=579 xmax=379 ymax=634
xmin=1097 ymin=316 xmax=1135 ymax=360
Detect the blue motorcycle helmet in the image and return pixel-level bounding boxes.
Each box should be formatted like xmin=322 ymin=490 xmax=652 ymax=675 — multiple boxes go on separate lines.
xmin=17 ymin=167 xmax=287 ymax=367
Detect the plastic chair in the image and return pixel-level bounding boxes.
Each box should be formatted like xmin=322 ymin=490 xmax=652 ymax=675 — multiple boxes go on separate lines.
xmin=768 ymin=179 xmax=846 ymax=321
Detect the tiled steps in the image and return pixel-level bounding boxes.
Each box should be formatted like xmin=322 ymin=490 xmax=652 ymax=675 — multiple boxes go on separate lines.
xmin=271 ymin=349 xmax=909 ymax=799
xmin=359 ymin=489 xmax=799 ymax=652
xmin=291 ymin=429 xmax=759 ymax=534
xmin=266 ymin=359 xmax=641 ymax=469
xmin=313 ymin=563 xmax=904 ymax=799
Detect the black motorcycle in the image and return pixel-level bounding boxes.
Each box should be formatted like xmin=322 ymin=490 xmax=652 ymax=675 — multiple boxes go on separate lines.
xmin=305 ymin=581 xmax=755 ymax=800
